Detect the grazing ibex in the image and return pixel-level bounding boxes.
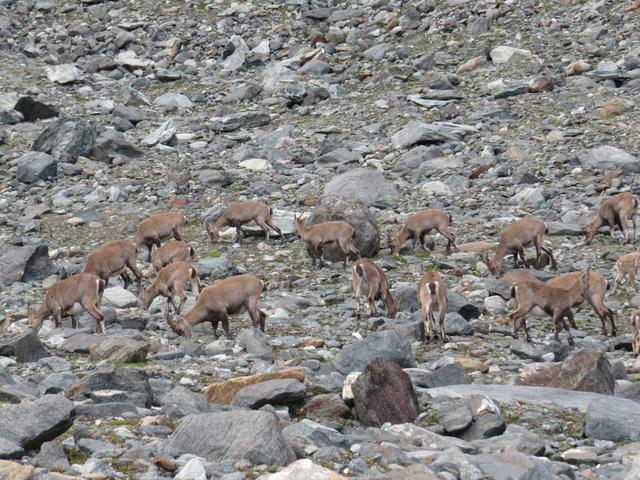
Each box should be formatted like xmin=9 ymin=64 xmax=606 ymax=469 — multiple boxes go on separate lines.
xmin=388 ymin=209 xmax=458 ymax=255
xmin=585 ymin=192 xmax=638 ymax=244
xmin=294 ymin=216 xmax=360 ymax=267
xmin=504 ymin=270 xmax=616 ymax=337
xmin=484 ymin=217 xmax=557 ymax=275
xmin=631 ymin=310 xmax=640 ymax=355
xmin=140 ymin=261 xmax=201 ymax=319
xmin=612 ymin=251 xmax=640 ymax=293
xmin=167 ymin=274 xmax=266 ymax=340
xmin=28 ymin=273 xmax=106 ymax=333
xmin=352 ymin=258 xmax=397 ymax=319
xmin=133 ymin=212 xmax=187 ymax=261
xmin=151 ymin=240 xmax=195 ymax=272
xmin=83 ymin=239 xmax=142 ymax=291
xmin=417 ymin=270 xmax=448 ymax=343
xmin=509 ymin=271 xmax=589 ymax=345
xmin=205 ymin=200 xmax=283 ymax=243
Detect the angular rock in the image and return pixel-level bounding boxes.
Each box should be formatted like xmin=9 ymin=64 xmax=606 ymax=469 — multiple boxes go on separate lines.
xmin=159 ymin=386 xmax=210 ymax=416
xmin=302 ymin=393 xmax=350 ymax=423
xmin=165 ymin=410 xmax=295 ymax=465
xmin=114 ymin=50 xmax=153 ymax=68
xmin=352 ymin=358 xmax=419 ymax=427
xmin=323 ymin=168 xmax=400 ymax=209
xmin=33 ymin=440 xmax=70 ymax=470
xmin=307 ymin=195 xmax=380 ymax=261
xmin=153 ymin=92 xmax=194 ymax=109
xmin=89 ymin=335 xmax=150 ymax=363
xmin=0 ymin=244 xmax=56 ymax=287
xmin=584 ymin=396 xmax=640 ymax=442
xmin=176 ymin=457 xmax=207 ymax=480
xmin=32 ymin=117 xmax=98 ymax=162
xmin=141 ymin=119 xmax=177 ymax=146
xmin=210 ymin=111 xmax=271 ymax=132
xmin=0 ymin=395 xmax=74 ymax=450
xmin=391 ymin=121 xmax=477 ymax=149
xmin=0 ymin=438 xmax=24 ymax=460
xmin=577 ymin=146 xmax=639 ymax=173
xmin=13 ymin=97 xmax=58 ymax=122
xmin=102 ymin=287 xmax=138 ymax=308
xmin=406 ymin=364 xmax=470 ymax=388
xmin=473 ymin=451 xmax=572 ymax=480
xmin=45 ymin=64 xmax=82 ymax=84
xmin=0 ymin=332 xmax=49 ymax=363
xmin=38 ymin=372 xmax=78 ymax=396
xmin=69 ymin=366 xmax=153 ymax=407
xmin=232 ymin=379 xmax=306 ymax=409
xmin=15 ymin=151 xmax=57 ymax=183
xmin=256 ymin=459 xmax=346 ymax=480
xmin=205 ymin=368 xmax=305 ymax=404
xmin=90 ymin=128 xmax=142 ymax=162
xmin=490 ymin=46 xmax=534 ymax=64
xmin=282 ymin=419 xmax=347 ymax=451
xmin=518 ymin=349 xmax=614 ymax=394
xmin=334 ymin=330 xmax=415 ymax=375
xmin=237 ymin=328 xmax=272 ymax=360
xmin=460 ymin=412 xmax=507 ymax=441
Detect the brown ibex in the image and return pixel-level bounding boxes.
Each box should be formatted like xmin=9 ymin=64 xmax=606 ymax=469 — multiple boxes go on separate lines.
xmin=204 ymin=200 xmax=283 ymax=243
xmin=83 ymin=239 xmax=142 ymax=291
xmin=28 ymin=273 xmax=106 ymax=333
xmin=417 ymin=270 xmax=448 ymax=342
xmin=631 ymin=310 xmax=640 ymax=355
xmin=151 ymin=240 xmax=195 ymax=272
xmin=612 ymin=251 xmax=640 ymax=293
xmin=140 ymin=261 xmax=201 ymax=319
xmin=585 ymin=192 xmax=638 ymax=244
xmin=509 ymin=271 xmax=589 ymax=345
xmin=133 ymin=211 xmax=187 ymax=261
xmin=167 ymin=274 xmax=266 ymax=340
xmin=484 ymin=217 xmax=557 ymax=275
xmin=294 ymin=216 xmax=360 ymax=267
xmin=352 ymin=258 xmax=397 ymax=319
xmin=388 ymin=209 xmax=458 ymax=255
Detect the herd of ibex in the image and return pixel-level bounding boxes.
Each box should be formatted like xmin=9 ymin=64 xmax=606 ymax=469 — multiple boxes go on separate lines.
xmin=23 ymin=191 xmax=640 ymax=354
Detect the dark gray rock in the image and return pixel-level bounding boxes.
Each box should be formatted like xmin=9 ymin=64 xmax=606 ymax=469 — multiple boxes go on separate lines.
xmin=0 ymin=438 xmax=24 ymax=460
xmin=438 ymin=403 xmax=474 ymax=434
xmin=33 ymin=440 xmax=70 ymax=470
xmin=74 ymin=402 xmax=142 ymax=418
xmin=236 ymin=328 xmax=272 ymax=361
xmin=472 ymin=451 xmax=573 ymax=480
xmin=15 ymin=151 xmax=57 ymax=183
xmin=406 ymin=364 xmax=470 ymax=388
xmin=32 ymin=117 xmax=99 ymax=162
xmin=0 ymin=332 xmax=49 ymax=363
xmin=13 ymin=96 xmax=58 ymax=122
xmin=282 ymin=419 xmax=348 ymax=451
xmin=90 ymin=128 xmax=142 ymax=162
xmin=0 ymin=395 xmax=74 ymax=450
xmin=165 ymin=410 xmax=295 ymax=465
xmin=210 ymin=111 xmax=271 ymax=132
xmin=38 ymin=372 xmax=78 ymax=396
xmin=444 ymin=312 xmax=473 ymax=336
xmin=473 ymin=425 xmax=546 ymax=456
xmin=460 ymin=413 xmax=506 ymax=441
xmin=323 ymin=168 xmax=400 ymax=209
xmin=69 ymin=366 xmax=153 ymax=407
xmin=584 ymin=396 xmax=640 ymax=441
xmin=352 ymin=358 xmax=419 ymax=427
xmin=159 ymin=386 xmax=211 ymax=416
xmin=308 ymin=195 xmax=380 ymax=261
xmin=232 ymin=379 xmax=306 ymax=409
xmin=88 ymin=335 xmax=150 ymax=363
xmin=0 ymin=244 xmax=56 ymax=286
xmin=333 ymin=330 xmax=416 ymax=375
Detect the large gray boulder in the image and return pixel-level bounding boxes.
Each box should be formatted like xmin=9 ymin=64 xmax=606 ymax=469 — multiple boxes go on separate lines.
xmin=0 ymin=395 xmax=74 ymax=451
xmin=391 ymin=121 xmax=477 ymax=149
xmin=232 ymin=379 xmax=306 ymax=409
xmin=307 ymin=195 xmax=380 ymax=261
xmin=323 ymin=168 xmax=400 ymax=209
xmin=577 ymin=146 xmax=639 ymax=173
xmin=0 ymin=332 xmax=49 ymax=363
xmin=69 ymin=366 xmax=153 ymax=407
xmin=333 ymin=330 xmax=416 ymax=375
xmin=89 ymin=335 xmax=150 ymax=363
xmin=158 ymin=386 xmax=211 ymax=416
xmin=584 ymin=396 xmax=640 ymax=442
xmin=0 ymin=244 xmax=57 ymax=287
xmin=15 ymin=151 xmax=57 ymax=183
xmin=352 ymin=358 xmax=419 ymax=427
xmin=32 ymin=117 xmax=99 ymax=162
xmin=165 ymin=410 xmax=295 ymax=465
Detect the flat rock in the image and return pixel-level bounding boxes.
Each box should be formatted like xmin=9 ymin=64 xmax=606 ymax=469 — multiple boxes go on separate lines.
xmin=333 ymin=330 xmax=415 ymax=375
xmin=32 ymin=117 xmax=98 ymax=162
xmin=69 ymin=366 xmax=153 ymax=407
xmin=584 ymin=396 xmax=640 ymax=441
xmin=165 ymin=410 xmax=295 ymax=465
xmin=89 ymin=335 xmax=150 ymax=363
xmin=323 ymin=168 xmax=400 ymax=209
xmin=45 ymin=64 xmax=82 ymax=84
xmin=232 ymin=379 xmax=306 ymax=409
xmin=391 ymin=121 xmax=477 ymax=149
xmin=204 ymin=368 xmax=305 ymax=404
xmin=15 ymin=151 xmax=57 ymax=183
xmin=577 ymin=146 xmax=639 ymax=173
xmin=237 ymin=328 xmax=273 ymax=360
xmin=0 ymin=244 xmax=56 ymax=286
xmin=256 ymin=459 xmax=345 ymax=480
xmin=0 ymin=332 xmax=49 ymax=363
xmin=102 ymin=287 xmax=138 ymax=308
xmin=210 ymin=111 xmax=271 ymax=132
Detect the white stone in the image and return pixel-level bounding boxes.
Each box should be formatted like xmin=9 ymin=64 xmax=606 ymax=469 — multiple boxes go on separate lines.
xmin=153 ymin=92 xmax=194 ymax=109
xmin=341 ymin=371 xmax=361 ymax=403
xmin=421 ymin=180 xmax=452 ymax=196
xmin=256 ymin=459 xmax=346 ymax=480
xmin=115 ymin=50 xmax=153 ymax=68
xmin=490 ymin=45 xmax=534 ymax=64
xmin=102 ymin=287 xmax=137 ymax=308
xmin=175 ymin=458 xmax=207 ymax=480
xmin=239 ymin=158 xmax=272 ymax=171
xmin=484 ymin=295 xmax=507 ymax=313
xmin=510 ymin=187 xmax=544 ymax=207
xmin=46 ymin=64 xmax=82 ymax=84
xmin=142 ymin=120 xmax=176 ymax=146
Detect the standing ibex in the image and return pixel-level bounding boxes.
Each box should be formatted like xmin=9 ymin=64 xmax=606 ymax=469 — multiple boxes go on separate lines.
xmin=631 ymin=310 xmax=640 ymax=355
xmin=388 ymin=209 xmax=458 ymax=255
xmin=28 ymin=273 xmax=106 ymax=333
xmin=294 ymin=216 xmax=359 ymax=267
xmin=612 ymin=251 xmax=640 ymax=293
xmin=134 ymin=212 xmax=187 ymax=261
xmin=417 ymin=269 xmax=448 ymax=343
xmin=151 ymin=240 xmax=195 ymax=272
xmin=484 ymin=217 xmax=557 ymax=275
xmin=140 ymin=261 xmax=201 ymax=319
xmin=205 ymin=200 xmax=283 ymax=243
xmin=585 ymin=192 xmax=638 ymax=244
xmin=509 ymin=272 xmax=589 ymax=345
xmin=352 ymin=258 xmax=397 ymax=319
xmin=83 ymin=239 xmax=142 ymax=291
xmin=167 ymin=274 xmax=266 ymax=340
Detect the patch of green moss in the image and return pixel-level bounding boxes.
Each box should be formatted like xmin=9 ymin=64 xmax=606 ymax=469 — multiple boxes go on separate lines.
xmin=203 ymin=250 xmax=222 ymax=258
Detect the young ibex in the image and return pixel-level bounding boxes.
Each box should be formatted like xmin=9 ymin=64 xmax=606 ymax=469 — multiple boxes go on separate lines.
xmin=294 ymin=216 xmax=360 ymax=267
xmin=504 ymin=270 xmax=616 ymax=337
xmin=204 ymin=200 xmax=283 ymax=243
xmin=352 ymin=258 xmax=397 ymax=319
xmin=140 ymin=261 xmax=201 ymax=319
xmin=167 ymin=274 xmax=266 ymax=340
xmin=151 ymin=240 xmax=195 ymax=272
xmin=388 ymin=209 xmax=458 ymax=255
xmin=417 ymin=270 xmax=448 ymax=343
xmin=509 ymin=271 xmax=589 ymax=345
xmin=484 ymin=217 xmax=557 ymax=275
xmin=28 ymin=272 xmax=106 ymax=333
xmin=83 ymin=240 xmax=142 ymax=291
xmin=612 ymin=251 xmax=640 ymax=293
xmin=630 ymin=310 xmax=640 ymax=355
xmin=585 ymin=192 xmax=638 ymax=244
xmin=133 ymin=212 xmax=187 ymax=261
